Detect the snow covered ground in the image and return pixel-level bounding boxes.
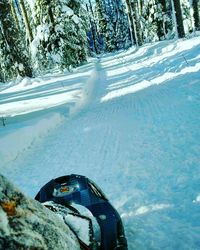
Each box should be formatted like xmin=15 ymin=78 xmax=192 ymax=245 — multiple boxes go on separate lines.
xmin=1 ymin=37 xmax=200 ymax=249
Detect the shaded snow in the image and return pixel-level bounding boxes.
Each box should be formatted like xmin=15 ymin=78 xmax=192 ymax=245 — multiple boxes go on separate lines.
xmin=0 ymin=62 xmax=96 ymax=167
xmin=0 ymin=113 xmax=64 ymax=166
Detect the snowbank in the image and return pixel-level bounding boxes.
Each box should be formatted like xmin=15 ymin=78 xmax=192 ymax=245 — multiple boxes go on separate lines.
xmin=0 ymin=113 xmax=64 ymax=167
xmin=0 ymin=61 xmax=96 ymax=168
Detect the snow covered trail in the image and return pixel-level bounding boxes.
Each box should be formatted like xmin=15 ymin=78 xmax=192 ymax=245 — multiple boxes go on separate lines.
xmin=1 ymin=37 xmax=200 ymax=249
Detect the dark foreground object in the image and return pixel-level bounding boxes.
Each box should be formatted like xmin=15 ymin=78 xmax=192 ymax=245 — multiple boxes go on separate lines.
xmin=35 ymin=174 xmax=128 ymax=250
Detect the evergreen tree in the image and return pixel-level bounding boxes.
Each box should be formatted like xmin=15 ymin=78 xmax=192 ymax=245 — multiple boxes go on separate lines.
xmin=140 ymin=0 xmax=160 ymax=42
xmin=0 ymin=0 xmax=32 ymax=82
xmin=112 ymin=0 xmax=131 ymax=49
xmin=157 ymin=0 xmax=167 ymax=39
xmin=32 ymin=0 xmax=88 ymax=70
xmin=86 ymin=2 xmax=99 ymax=54
xmin=96 ymin=0 xmax=130 ymax=51
xmin=95 ymin=0 xmax=113 ymax=51
xmin=181 ymin=0 xmax=194 ymax=34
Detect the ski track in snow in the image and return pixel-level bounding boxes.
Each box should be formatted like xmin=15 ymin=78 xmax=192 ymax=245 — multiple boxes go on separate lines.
xmin=1 ymin=38 xmax=200 ymax=249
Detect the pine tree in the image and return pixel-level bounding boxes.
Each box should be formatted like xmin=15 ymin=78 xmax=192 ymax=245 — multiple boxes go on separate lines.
xmin=140 ymin=0 xmax=160 ymax=42
xmin=181 ymin=0 xmax=194 ymax=34
xmin=0 ymin=0 xmax=32 ymax=82
xmin=157 ymin=0 xmax=167 ymax=40
xmin=96 ymin=0 xmax=130 ymax=51
xmin=112 ymin=0 xmax=131 ymax=49
xmin=32 ymin=0 xmax=88 ymax=70
xmin=86 ymin=2 xmax=99 ymax=54
xmin=95 ymin=0 xmax=110 ymax=51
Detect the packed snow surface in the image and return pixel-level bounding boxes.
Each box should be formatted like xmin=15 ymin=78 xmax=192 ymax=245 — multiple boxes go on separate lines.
xmin=1 ymin=37 xmax=200 ymax=249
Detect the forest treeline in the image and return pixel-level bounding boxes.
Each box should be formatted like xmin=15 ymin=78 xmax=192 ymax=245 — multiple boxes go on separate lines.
xmin=0 ymin=0 xmax=200 ymax=82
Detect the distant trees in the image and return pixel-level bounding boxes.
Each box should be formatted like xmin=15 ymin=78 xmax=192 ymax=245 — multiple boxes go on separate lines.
xmin=157 ymin=0 xmax=168 ymax=40
xmin=124 ymin=0 xmax=173 ymax=45
xmin=122 ymin=0 xmax=199 ymax=44
xmin=86 ymin=0 xmax=100 ymax=54
xmin=95 ymin=0 xmax=130 ymax=51
xmin=0 ymin=0 xmax=200 ymax=83
xmin=0 ymin=0 xmax=89 ymax=81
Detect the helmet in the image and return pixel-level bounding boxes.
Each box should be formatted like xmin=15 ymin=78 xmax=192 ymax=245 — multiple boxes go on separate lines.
xmin=35 ymin=174 xmax=127 ymax=250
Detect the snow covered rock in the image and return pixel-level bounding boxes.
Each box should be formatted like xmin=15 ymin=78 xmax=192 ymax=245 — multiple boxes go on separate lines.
xmin=0 ymin=174 xmax=80 ymax=250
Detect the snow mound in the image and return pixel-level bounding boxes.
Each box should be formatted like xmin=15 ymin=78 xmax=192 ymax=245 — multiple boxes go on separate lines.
xmin=0 ymin=174 xmax=80 ymax=250
xmin=0 ymin=113 xmax=64 ymax=168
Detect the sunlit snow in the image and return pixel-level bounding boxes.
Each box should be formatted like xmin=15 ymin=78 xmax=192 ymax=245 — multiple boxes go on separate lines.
xmin=1 ymin=37 xmax=200 ymax=249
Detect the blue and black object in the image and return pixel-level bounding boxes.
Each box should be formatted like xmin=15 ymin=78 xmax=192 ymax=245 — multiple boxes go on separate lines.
xmin=35 ymin=174 xmax=128 ymax=250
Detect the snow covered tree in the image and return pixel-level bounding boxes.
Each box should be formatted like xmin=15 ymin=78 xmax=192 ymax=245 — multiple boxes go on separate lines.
xmin=159 ymin=0 xmax=174 ymax=39
xmin=193 ymin=0 xmax=200 ymax=30
xmin=156 ymin=0 xmax=168 ymax=40
xmin=125 ymin=0 xmax=174 ymax=43
xmin=113 ymin=0 xmax=131 ymax=49
xmin=140 ymin=0 xmax=161 ymax=42
xmin=95 ymin=0 xmax=111 ymax=51
xmin=32 ymin=0 xmax=88 ymax=71
xmin=0 ymin=0 xmax=32 ymax=82
xmin=181 ymin=0 xmax=194 ymax=34
xmin=86 ymin=0 xmax=101 ymax=54
xmin=95 ymin=0 xmax=130 ymax=51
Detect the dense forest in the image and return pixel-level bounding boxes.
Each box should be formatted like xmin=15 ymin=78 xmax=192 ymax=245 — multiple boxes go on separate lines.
xmin=0 ymin=0 xmax=200 ymax=83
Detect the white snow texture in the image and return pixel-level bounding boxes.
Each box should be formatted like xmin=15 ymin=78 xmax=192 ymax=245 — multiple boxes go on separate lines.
xmin=1 ymin=37 xmax=200 ymax=249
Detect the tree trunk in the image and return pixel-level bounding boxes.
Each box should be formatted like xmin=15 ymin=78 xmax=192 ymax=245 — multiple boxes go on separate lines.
xmin=18 ymin=0 xmax=33 ymax=44
xmin=173 ymin=0 xmax=185 ymax=38
xmin=131 ymin=0 xmax=143 ymax=46
xmin=86 ymin=3 xmax=99 ymax=54
xmin=95 ymin=0 xmax=108 ymax=50
xmin=157 ymin=0 xmax=167 ymax=40
xmin=46 ymin=0 xmax=55 ymax=27
xmin=9 ymin=0 xmax=20 ymax=31
xmin=193 ymin=0 xmax=200 ymax=30
xmin=125 ymin=0 xmax=136 ymax=46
